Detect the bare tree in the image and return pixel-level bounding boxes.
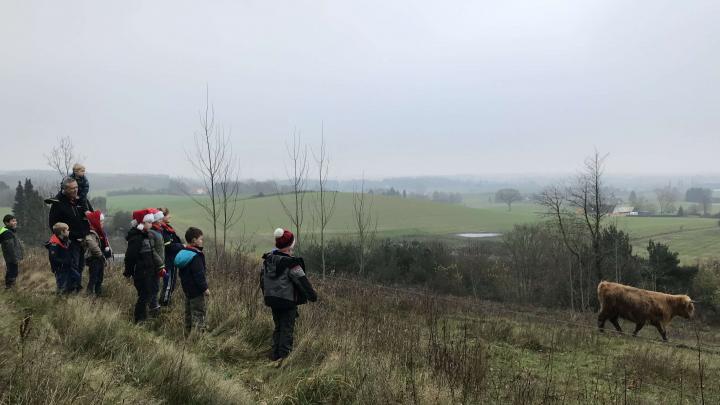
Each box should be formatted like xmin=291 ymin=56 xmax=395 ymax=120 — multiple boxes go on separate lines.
xmin=655 ymin=184 xmax=679 ymax=215
xmin=311 ymin=126 xmax=337 ymax=278
xmin=568 ymin=151 xmax=614 ymax=282
xmin=537 ymin=151 xmax=614 ymax=310
xmin=45 ymin=136 xmax=79 ymax=180
xmin=353 ymin=178 xmax=377 ymax=276
xmin=495 ymin=188 xmax=522 ymax=211
xmin=186 ymin=87 xmax=241 ymax=263
xmin=278 ymin=131 xmax=309 ymax=246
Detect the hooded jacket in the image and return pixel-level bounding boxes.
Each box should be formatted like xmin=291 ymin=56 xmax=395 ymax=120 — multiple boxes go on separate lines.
xmin=175 ymin=246 xmax=208 ymax=299
xmin=261 ymin=251 xmax=317 ymax=309
xmin=0 ymin=226 xmax=23 ymax=264
xmin=124 ymin=228 xmax=164 ymax=278
xmin=83 ymin=230 xmax=105 ymax=263
xmin=45 ymin=234 xmax=71 ymax=274
xmin=160 ymin=223 xmax=183 ymax=266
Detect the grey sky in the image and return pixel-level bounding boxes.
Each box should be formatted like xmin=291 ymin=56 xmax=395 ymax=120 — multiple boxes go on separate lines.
xmin=2 ymin=1 xmax=719 ymax=180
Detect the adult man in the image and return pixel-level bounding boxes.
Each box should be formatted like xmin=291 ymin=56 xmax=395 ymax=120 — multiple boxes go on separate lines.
xmin=47 ymin=177 xmax=91 ymax=292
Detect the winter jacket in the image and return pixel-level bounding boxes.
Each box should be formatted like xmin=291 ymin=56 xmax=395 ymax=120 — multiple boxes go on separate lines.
xmin=124 ymin=228 xmax=164 ymax=279
xmin=261 ymin=251 xmax=317 ymax=309
xmin=149 ymin=227 xmax=165 ymax=263
xmin=0 ymin=226 xmax=23 ymax=264
xmin=47 ymin=192 xmax=91 ymax=241
xmin=45 ymin=234 xmax=72 ymax=274
xmin=70 ymin=173 xmax=90 ymax=202
xmin=175 ymin=246 xmax=208 ymax=299
xmin=82 ymin=230 xmax=106 ymax=264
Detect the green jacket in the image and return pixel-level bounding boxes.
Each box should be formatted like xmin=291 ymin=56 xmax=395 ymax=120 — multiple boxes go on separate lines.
xmin=0 ymin=226 xmax=23 ymax=264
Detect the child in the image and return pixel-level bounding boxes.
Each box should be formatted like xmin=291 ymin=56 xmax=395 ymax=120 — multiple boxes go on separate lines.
xmin=157 ymin=207 xmax=183 ymax=306
xmin=45 ymin=222 xmax=75 ymax=294
xmin=124 ymin=209 xmax=165 ymax=323
xmin=1 ymin=214 xmax=23 ymax=289
xmin=261 ymin=228 xmax=317 ymax=363
xmin=148 ymin=209 xmax=166 ymax=311
xmin=175 ymin=227 xmax=208 ymax=335
xmin=70 ymin=163 xmax=90 ymax=205
xmin=83 ymin=211 xmax=108 ymax=296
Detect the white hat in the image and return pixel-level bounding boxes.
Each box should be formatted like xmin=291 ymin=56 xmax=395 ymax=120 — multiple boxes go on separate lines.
xmin=153 ymin=211 xmax=164 ymax=223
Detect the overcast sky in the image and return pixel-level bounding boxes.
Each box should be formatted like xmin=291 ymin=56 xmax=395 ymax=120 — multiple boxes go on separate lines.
xmin=1 ymin=1 xmax=719 ymax=180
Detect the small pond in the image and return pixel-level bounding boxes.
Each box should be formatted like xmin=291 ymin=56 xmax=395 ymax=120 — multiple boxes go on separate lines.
xmin=456 ymin=232 xmax=502 ymax=238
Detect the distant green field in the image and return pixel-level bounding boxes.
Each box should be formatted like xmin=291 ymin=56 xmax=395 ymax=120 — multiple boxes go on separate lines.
xmin=102 ymin=193 xmax=720 ymax=263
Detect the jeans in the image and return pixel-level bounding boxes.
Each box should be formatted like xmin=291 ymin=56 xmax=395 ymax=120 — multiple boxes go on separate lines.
xmin=54 ymin=267 xmax=80 ymax=294
xmin=184 ymin=295 xmax=207 ymax=334
xmin=4 ymin=261 xmax=18 ymax=288
xmin=271 ymin=306 xmax=298 ymax=360
xmin=69 ymin=242 xmax=85 ymax=291
xmin=86 ymin=259 xmax=104 ymax=295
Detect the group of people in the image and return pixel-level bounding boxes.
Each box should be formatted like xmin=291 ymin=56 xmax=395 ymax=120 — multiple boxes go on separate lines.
xmin=2 ymin=162 xmax=319 ymax=362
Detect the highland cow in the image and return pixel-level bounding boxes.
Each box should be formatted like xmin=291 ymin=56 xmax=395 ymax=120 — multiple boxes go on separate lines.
xmin=597 ymin=281 xmax=695 ymax=341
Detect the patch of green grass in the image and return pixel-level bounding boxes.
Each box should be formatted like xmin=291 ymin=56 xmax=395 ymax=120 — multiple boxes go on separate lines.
xmin=106 ymin=194 xmax=720 ymax=262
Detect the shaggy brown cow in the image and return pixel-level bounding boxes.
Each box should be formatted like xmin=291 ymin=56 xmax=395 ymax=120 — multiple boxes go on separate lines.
xmin=597 ymin=281 xmax=695 ymax=341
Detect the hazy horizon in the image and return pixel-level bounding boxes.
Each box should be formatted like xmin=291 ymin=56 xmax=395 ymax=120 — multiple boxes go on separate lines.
xmin=2 ymin=1 xmax=719 ymax=180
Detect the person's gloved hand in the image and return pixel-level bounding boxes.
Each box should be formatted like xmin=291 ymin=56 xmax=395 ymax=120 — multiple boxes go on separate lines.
xmin=157 ymin=268 xmax=167 ymax=279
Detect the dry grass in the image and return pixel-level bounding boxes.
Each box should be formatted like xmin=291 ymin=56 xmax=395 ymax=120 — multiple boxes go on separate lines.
xmin=2 ymin=251 xmax=720 ymax=404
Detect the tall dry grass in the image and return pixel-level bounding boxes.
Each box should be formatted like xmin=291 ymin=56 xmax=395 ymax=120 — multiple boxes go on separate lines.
xmin=2 ymin=250 xmax=720 ymax=404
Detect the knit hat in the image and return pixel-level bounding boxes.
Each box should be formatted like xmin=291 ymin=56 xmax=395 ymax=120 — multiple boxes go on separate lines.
xmin=153 ymin=210 xmax=164 ymax=223
xmin=274 ymin=228 xmax=295 ymax=249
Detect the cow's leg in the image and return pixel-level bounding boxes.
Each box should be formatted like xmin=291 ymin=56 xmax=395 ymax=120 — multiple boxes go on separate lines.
xmin=597 ymin=311 xmax=608 ymax=332
xmin=654 ymin=323 xmax=668 ymax=341
xmin=632 ymin=321 xmax=645 ymax=337
xmin=610 ymin=317 xmax=622 ymax=332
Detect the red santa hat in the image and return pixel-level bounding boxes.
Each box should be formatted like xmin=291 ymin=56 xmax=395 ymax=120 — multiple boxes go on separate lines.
xmin=131 ymin=209 xmax=156 ymax=230
xmin=274 ymin=228 xmax=295 ymax=249
xmin=85 ymin=210 xmax=109 ymax=248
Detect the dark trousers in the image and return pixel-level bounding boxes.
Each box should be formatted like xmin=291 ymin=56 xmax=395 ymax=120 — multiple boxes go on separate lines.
xmin=184 ymin=295 xmax=207 ymax=335
xmin=69 ymin=242 xmax=85 ymax=291
xmin=133 ymin=273 xmax=156 ymax=323
xmin=86 ymin=259 xmax=104 ymax=295
xmin=159 ymin=264 xmax=177 ymax=305
xmin=149 ymin=276 xmax=160 ymax=309
xmin=4 ymin=261 xmax=18 ymax=288
xmin=55 ymin=269 xmax=71 ymax=294
xmin=271 ymin=306 xmax=298 ymax=360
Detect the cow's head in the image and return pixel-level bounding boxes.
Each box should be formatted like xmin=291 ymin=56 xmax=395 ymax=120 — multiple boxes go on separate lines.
xmin=678 ymin=296 xmax=695 ymax=319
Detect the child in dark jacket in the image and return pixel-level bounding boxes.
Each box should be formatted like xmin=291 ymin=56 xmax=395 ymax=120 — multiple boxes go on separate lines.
xmin=261 ymin=228 xmax=317 ymax=363
xmin=124 ymin=210 xmax=165 ymax=323
xmin=175 ymin=227 xmax=208 ymax=335
xmin=45 ymin=222 xmax=75 ymax=294
xmin=70 ymin=163 xmax=90 ymax=206
xmin=1 ymin=214 xmax=24 ymax=289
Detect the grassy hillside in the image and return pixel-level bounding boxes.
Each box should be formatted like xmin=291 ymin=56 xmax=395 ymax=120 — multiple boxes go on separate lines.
xmin=2 ymin=253 xmax=720 ymax=404
xmin=106 ymin=194 xmax=720 ymax=263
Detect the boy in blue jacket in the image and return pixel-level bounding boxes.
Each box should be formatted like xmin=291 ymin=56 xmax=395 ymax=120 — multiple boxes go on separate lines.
xmin=175 ymin=227 xmax=209 ymax=335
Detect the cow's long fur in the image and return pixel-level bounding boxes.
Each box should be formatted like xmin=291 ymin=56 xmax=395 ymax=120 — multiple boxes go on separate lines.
xmin=597 ymin=281 xmax=694 ymax=341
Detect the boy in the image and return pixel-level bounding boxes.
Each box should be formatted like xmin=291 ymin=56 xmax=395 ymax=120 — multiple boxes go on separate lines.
xmin=70 ymin=163 xmax=91 ymax=206
xmin=45 ymin=222 xmax=75 ymax=294
xmin=124 ymin=210 xmax=165 ymax=323
xmin=83 ymin=211 xmax=108 ymax=296
xmin=261 ymin=228 xmax=317 ymax=363
xmin=1 ymin=214 xmax=23 ymax=289
xmin=174 ymin=227 xmax=209 ymax=335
